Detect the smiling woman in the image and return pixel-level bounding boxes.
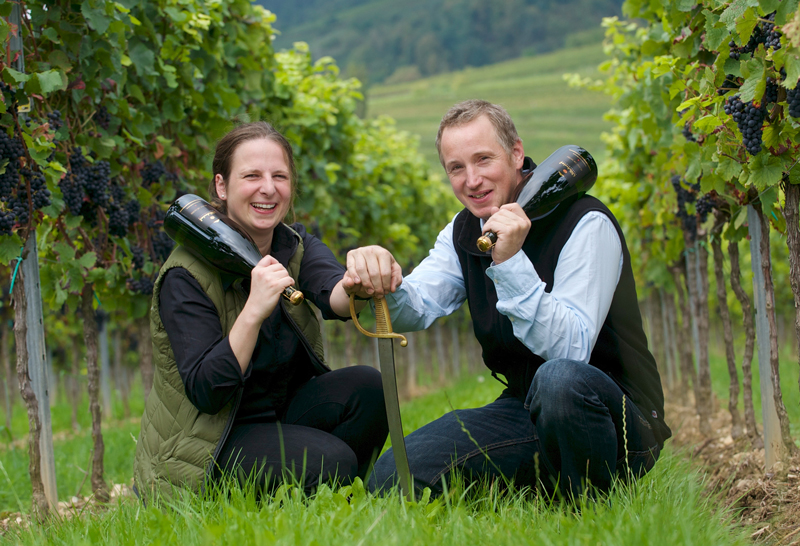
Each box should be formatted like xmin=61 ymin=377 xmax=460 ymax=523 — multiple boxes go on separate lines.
xmin=132 ymin=121 xmax=389 ymax=503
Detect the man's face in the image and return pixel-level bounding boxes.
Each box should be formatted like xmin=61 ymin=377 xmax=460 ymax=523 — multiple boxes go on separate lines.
xmin=439 ymin=115 xmax=524 ymax=220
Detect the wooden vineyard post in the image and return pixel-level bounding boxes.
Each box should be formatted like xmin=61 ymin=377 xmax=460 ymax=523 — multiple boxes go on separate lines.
xmin=11 ymin=5 xmax=58 ymax=511
xmin=98 ymin=314 xmax=112 ymax=417
xmin=747 ymin=205 xmax=785 ymax=468
xmin=21 ymin=235 xmax=58 ymax=509
xmin=659 ymin=289 xmax=676 ymax=389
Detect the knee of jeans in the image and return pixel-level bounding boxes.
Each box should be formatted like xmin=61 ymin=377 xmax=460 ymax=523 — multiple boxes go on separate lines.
xmin=529 ymin=359 xmax=588 ymax=419
xmin=367 ymin=449 xmax=397 ymax=493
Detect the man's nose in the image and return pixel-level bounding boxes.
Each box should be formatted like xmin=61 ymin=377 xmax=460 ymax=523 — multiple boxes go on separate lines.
xmin=465 ymin=166 xmax=482 ymax=188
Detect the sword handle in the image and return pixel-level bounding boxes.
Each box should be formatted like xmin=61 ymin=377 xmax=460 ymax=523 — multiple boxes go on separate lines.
xmin=348 ymin=294 xmax=408 ymax=346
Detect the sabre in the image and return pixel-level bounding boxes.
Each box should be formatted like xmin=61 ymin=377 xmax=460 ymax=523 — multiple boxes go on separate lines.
xmin=349 ymin=294 xmax=413 ymax=500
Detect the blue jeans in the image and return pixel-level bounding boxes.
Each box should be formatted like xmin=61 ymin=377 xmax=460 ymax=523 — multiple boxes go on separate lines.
xmin=368 ymin=359 xmax=661 ymax=498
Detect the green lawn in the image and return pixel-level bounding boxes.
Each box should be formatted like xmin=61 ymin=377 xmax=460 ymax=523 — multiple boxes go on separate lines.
xmin=0 ymin=356 xmax=768 ymax=545
xmin=367 ymin=44 xmax=612 ymax=170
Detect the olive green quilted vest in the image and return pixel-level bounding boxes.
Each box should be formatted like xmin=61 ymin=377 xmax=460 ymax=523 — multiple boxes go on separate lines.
xmin=133 ymin=227 xmax=326 ymax=502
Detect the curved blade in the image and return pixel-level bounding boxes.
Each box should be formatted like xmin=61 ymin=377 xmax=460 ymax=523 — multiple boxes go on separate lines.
xmin=378 ymin=338 xmax=413 ymax=500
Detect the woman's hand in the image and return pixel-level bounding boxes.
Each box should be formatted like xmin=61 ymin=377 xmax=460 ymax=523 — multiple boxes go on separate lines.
xmin=229 ymin=255 xmax=294 ymax=371
xmin=245 ymin=255 xmax=295 ymax=322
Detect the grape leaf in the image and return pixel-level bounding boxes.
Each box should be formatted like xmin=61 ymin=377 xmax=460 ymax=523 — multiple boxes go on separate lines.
xmin=748 ymin=154 xmax=784 ymax=190
xmin=739 ymin=58 xmax=765 ymax=102
xmin=776 ymin=0 xmax=800 ymax=24
xmin=81 ymin=0 xmax=110 ymax=34
xmin=35 ymin=70 xmax=66 ymax=95
xmin=2 ymin=67 xmax=30 ymax=84
xmin=784 ymin=53 xmax=800 ymax=89
xmin=77 ymin=252 xmax=97 ymax=269
xmin=0 ymin=236 xmax=22 ymax=266
xmin=720 ymin=0 xmax=760 ymax=30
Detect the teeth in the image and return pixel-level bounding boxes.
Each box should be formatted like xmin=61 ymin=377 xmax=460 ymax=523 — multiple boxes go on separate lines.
xmin=252 ymin=203 xmax=276 ymax=210
xmin=471 ymin=192 xmax=489 ymax=199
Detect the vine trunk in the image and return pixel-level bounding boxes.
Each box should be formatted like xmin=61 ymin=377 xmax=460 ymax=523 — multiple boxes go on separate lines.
xmin=81 ymin=285 xmax=109 ymax=502
xmin=711 ymin=232 xmax=742 ymax=439
xmin=781 ymin=182 xmax=800 ymax=395
xmin=13 ymin=269 xmax=49 ymax=519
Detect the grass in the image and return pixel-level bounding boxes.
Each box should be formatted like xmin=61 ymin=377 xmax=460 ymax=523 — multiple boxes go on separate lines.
xmin=0 ymin=357 xmax=765 ymax=545
xmin=0 ymin=366 xmax=747 ymax=546
xmin=366 ymin=43 xmax=612 ymax=169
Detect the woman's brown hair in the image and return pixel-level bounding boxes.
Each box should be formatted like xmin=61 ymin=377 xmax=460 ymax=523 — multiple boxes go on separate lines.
xmin=209 ymin=121 xmax=297 ymax=222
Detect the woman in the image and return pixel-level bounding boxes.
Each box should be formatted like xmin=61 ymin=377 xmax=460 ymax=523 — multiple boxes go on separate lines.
xmin=133 ymin=122 xmax=388 ymax=501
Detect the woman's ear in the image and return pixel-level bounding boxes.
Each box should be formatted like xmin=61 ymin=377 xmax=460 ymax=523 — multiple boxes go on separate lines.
xmin=214 ymin=174 xmax=226 ymax=200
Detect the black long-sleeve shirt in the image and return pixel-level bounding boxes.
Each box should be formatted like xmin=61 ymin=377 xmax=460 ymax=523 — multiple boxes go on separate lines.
xmin=159 ymin=222 xmax=346 ymax=423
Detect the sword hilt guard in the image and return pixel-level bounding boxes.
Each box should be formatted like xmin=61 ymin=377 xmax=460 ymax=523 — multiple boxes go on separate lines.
xmin=349 ymin=294 xmax=408 ymax=346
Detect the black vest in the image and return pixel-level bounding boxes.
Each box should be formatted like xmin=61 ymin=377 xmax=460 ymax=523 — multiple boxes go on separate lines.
xmin=453 ymin=195 xmax=671 ymax=445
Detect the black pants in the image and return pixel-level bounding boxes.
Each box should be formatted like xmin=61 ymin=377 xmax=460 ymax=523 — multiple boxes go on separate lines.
xmin=213 ymin=366 xmax=388 ymax=493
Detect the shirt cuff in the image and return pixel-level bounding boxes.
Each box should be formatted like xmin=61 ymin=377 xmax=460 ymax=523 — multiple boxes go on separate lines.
xmin=485 ymin=250 xmax=542 ymax=300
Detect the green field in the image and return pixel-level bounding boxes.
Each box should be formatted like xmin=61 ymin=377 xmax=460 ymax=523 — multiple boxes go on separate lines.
xmin=367 ymin=44 xmax=612 ymax=169
xmin=0 ymin=368 xmax=755 ymax=546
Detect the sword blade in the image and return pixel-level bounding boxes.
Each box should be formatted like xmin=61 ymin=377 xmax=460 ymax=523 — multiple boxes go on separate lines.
xmin=378 ymin=337 xmax=413 ymax=499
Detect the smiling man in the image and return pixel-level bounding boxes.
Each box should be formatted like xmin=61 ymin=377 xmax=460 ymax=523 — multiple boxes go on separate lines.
xmin=343 ymin=100 xmax=670 ymax=499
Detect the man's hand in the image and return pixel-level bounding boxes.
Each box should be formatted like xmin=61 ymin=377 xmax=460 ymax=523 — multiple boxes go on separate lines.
xmin=483 ymin=204 xmax=531 ymax=264
xmin=343 ymin=245 xmax=403 ymax=298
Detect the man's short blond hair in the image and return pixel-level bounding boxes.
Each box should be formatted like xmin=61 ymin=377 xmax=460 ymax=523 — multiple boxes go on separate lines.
xmin=435 ymin=100 xmax=521 ymax=166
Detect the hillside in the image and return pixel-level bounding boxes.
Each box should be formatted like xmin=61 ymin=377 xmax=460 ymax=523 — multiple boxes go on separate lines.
xmin=257 ymin=0 xmax=621 ymax=84
xmin=366 ymin=44 xmax=612 ymax=169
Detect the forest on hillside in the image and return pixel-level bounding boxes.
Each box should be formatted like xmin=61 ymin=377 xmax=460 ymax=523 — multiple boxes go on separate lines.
xmin=257 ymin=0 xmax=622 ymax=83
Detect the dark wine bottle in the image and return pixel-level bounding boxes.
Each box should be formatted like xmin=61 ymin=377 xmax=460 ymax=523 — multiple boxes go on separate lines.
xmin=163 ymin=194 xmax=304 ymax=305
xmin=477 ymin=145 xmax=598 ymax=252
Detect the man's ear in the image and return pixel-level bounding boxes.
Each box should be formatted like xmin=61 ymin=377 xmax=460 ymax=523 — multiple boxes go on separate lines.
xmin=511 ymin=139 xmax=525 ymax=170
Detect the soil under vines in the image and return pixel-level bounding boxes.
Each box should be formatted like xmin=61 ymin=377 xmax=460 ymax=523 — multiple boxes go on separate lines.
xmin=667 ymin=397 xmax=800 ymax=544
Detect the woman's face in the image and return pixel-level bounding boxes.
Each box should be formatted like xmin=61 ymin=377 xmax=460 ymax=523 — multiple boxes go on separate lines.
xmin=215 ymin=138 xmax=292 ymax=253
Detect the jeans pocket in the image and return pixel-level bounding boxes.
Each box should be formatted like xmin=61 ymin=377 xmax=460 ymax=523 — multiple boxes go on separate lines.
xmin=619 ymin=443 xmax=660 ymax=479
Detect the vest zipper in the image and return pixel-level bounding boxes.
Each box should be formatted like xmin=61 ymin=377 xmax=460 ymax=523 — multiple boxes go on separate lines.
xmin=202 ymin=387 xmax=243 ymax=490
xmin=280 ymin=300 xmax=331 ymax=376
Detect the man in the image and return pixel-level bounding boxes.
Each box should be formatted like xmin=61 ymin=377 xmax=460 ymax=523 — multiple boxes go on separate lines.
xmin=343 ymin=100 xmax=670 ymax=498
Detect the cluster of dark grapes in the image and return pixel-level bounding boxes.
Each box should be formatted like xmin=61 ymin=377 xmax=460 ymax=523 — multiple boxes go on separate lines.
xmin=671 ymin=175 xmax=700 ymax=238
xmin=142 ymin=160 xmax=178 ymax=187
xmin=723 ymin=95 xmax=766 ymax=155
xmin=127 ymin=277 xmax=154 ymax=295
xmin=0 ymin=130 xmax=51 ymax=235
xmin=107 ymin=205 xmax=129 ymax=237
xmin=0 ymin=130 xmax=24 ymax=201
xmin=764 ymin=77 xmax=779 ymax=105
xmin=20 ymin=168 xmax=51 ymax=210
xmin=0 ymin=81 xmax=18 ymax=113
xmin=150 ymin=231 xmax=174 ymax=262
xmin=95 ymin=105 xmax=110 ymax=131
xmin=125 ymin=200 xmax=141 ymax=226
xmin=788 ymin=79 xmax=800 ymax=118
xmin=763 ymin=12 xmax=782 ymax=51
xmin=47 ymin=110 xmax=63 ymax=131
xmin=717 ymin=75 xmax=741 ymax=96
xmin=83 ymin=157 xmax=111 ymax=208
xmin=682 ymin=121 xmax=696 ymax=142
xmin=131 ymin=246 xmax=145 ymax=270
xmin=729 ymin=13 xmax=781 ymax=60
xmin=695 ymin=192 xmax=717 ymax=224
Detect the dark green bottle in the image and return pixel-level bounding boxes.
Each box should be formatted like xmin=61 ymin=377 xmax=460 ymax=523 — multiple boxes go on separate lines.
xmin=164 ymin=194 xmax=303 ymax=305
xmin=477 ymin=145 xmax=598 ymax=252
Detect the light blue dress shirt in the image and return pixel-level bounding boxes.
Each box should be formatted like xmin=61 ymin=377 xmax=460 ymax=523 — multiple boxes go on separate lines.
xmin=384 ymin=210 xmax=623 ymax=363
